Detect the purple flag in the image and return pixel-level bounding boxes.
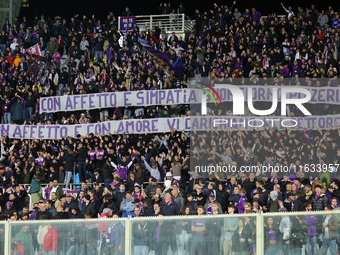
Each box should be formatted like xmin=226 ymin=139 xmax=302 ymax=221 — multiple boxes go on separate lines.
xmin=138 ymin=37 xmax=184 ymax=80
xmin=119 ymin=16 xmax=136 ymax=32
xmin=49 ymin=144 xmax=59 ymax=152
xmin=35 ymin=156 xmax=44 ymax=166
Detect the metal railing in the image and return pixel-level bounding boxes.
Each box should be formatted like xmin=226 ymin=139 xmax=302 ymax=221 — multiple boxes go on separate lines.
xmin=117 ymin=13 xmax=290 ymax=36
xmin=2 ymin=209 xmax=340 ymax=254
xmin=20 ymin=181 xmax=166 ymax=190
xmin=119 ymin=14 xmax=194 ymax=34
xmin=261 ymin=15 xmax=286 ymax=20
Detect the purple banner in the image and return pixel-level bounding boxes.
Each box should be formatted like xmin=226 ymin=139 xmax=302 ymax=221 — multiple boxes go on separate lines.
xmin=40 ymin=87 xmax=340 ymax=114
xmin=39 ymin=89 xmax=189 ymax=113
xmin=0 ymin=116 xmax=339 ymax=139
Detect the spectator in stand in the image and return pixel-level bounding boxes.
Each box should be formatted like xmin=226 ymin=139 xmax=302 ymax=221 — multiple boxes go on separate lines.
xmin=223 ymin=205 xmax=238 ymax=255
xmin=76 ymin=142 xmax=88 ymax=183
xmin=322 ymin=205 xmax=338 ymax=255
xmin=94 ymin=36 xmax=104 ymax=63
xmin=231 ymin=218 xmax=251 ymax=255
xmin=264 ymin=217 xmax=281 ymax=255
xmin=14 ymin=225 xmax=34 ymax=255
xmin=49 ymin=179 xmax=63 ymax=200
xmin=172 ymin=189 xmax=184 ymax=212
xmin=190 ymin=206 xmax=206 ymax=255
xmin=312 ymin=185 xmax=328 ymax=211
xmin=204 ymin=192 xmax=222 ymax=215
xmin=159 ymin=3 xmax=172 ymax=15
xmin=235 ymin=188 xmax=248 ymax=214
xmin=304 ymin=202 xmax=319 ymax=255
xmin=329 ymin=180 xmax=340 ymax=201
xmin=120 ymin=191 xmax=135 ymax=217
xmin=160 ymin=192 xmax=180 ymax=216
xmin=228 ymin=185 xmax=241 ymax=206
xmin=42 ymin=223 xmax=59 ymax=255
xmin=81 ymin=194 xmax=96 ymax=218
xmin=36 ymin=201 xmax=53 ymax=220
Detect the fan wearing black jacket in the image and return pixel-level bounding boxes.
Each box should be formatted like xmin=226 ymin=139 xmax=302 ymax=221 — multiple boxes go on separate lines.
xmin=91 ymin=169 xmax=104 ymax=185
xmin=64 ymin=145 xmax=76 ymax=190
xmin=81 ymin=194 xmax=97 ymax=218
xmin=76 ymin=142 xmax=88 ymax=182
xmin=216 ymin=183 xmax=229 ymax=213
xmin=293 ymin=192 xmax=305 ymax=212
xmin=290 ymin=215 xmax=308 ymax=254
xmin=330 ymin=180 xmax=340 ymax=201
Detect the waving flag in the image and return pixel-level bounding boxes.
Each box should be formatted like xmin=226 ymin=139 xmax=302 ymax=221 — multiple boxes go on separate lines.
xmin=48 ymin=144 xmax=59 ymax=153
xmin=35 ymin=156 xmax=44 ymax=166
xmin=24 ymin=44 xmax=42 ymax=56
xmin=24 ymin=53 xmax=55 ymax=87
xmin=21 ymin=43 xmax=55 ymax=87
xmin=138 ymin=37 xmax=184 ymax=80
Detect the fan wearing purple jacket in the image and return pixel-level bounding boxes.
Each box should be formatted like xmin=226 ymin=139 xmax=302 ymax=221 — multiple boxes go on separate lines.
xmin=110 ymin=159 xmax=133 ymax=181
xmin=303 ymin=202 xmax=319 ymax=255
xmin=235 ymin=188 xmax=248 ymax=214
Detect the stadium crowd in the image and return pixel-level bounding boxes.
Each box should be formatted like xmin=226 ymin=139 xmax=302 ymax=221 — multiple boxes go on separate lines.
xmin=0 ymin=1 xmax=338 ymax=255
xmin=0 ymin=2 xmax=339 ymax=124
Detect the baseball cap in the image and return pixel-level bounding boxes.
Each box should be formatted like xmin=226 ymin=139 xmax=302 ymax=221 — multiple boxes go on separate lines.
xmin=151 ymin=177 xmax=157 ymax=182
xmin=166 ymin=172 xmax=172 ymax=177
xmin=209 ymin=192 xmax=215 ymax=197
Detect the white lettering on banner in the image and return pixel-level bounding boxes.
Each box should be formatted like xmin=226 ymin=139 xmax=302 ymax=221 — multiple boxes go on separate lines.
xmin=0 ymin=116 xmax=339 ymax=139
xmin=192 ymin=115 xmax=340 ymax=131
xmin=201 ymin=85 xmax=312 ymax=116
xmin=39 ymin=87 xmax=340 ymax=114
